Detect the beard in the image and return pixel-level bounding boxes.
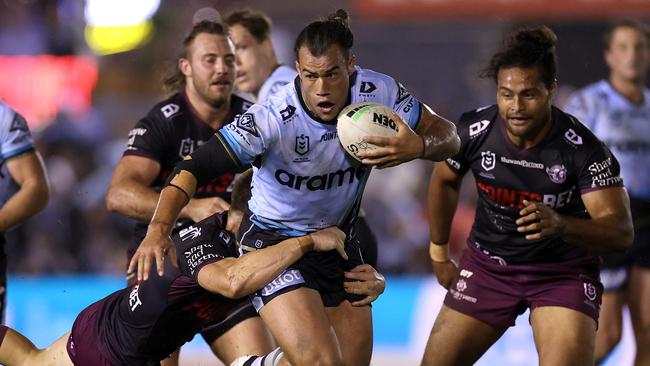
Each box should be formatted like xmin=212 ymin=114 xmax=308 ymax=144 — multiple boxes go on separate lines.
xmin=193 ymin=78 xmax=232 ymax=109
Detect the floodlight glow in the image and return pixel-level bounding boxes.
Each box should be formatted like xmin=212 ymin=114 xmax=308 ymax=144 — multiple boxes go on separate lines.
xmin=84 ymin=21 xmax=154 ymax=55
xmin=84 ymin=0 xmax=160 ymax=27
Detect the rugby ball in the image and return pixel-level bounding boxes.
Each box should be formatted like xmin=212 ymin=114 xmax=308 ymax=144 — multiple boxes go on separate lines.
xmin=337 ymin=102 xmax=400 ymax=162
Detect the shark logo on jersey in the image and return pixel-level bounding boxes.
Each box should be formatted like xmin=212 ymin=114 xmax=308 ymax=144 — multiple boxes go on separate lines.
xmin=469 ymin=120 xmax=490 ymax=138
xmin=360 ymin=81 xmax=377 ymax=94
xmin=295 ymin=134 xmax=310 ymax=155
xmin=546 ymin=164 xmax=567 ymax=184
xmin=9 ymin=113 xmax=28 ymax=132
xmin=481 ymin=151 xmax=496 ymax=171
xmin=179 ymin=138 xmax=194 ymax=158
xmin=564 ymin=129 xmax=583 ymax=145
xmin=280 ymin=105 xmax=297 ymax=121
xmin=236 ymin=113 xmax=259 ymax=137
xmin=396 ymin=83 xmax=410 ymax=104
xmin=161 ymin=103 xmax=180 ymax=118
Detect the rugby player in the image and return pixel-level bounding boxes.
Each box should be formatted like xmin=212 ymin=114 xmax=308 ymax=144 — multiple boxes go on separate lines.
xmin=0 ymin=102 xmax=49 ymax=323
xmin=0 ymin=170 xmax=349 ymax=366
xmin=421 ymin=26 xmax=634 ymax=366
xmin=564 ymin=20 xmax=650 ymax=365
xmin=105 ymin=19 xmax=266 ymax=364
xmin=131 ymin=9 xmax=459 ymax=366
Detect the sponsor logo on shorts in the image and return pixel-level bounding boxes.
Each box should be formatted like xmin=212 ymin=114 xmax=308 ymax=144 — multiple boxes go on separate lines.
xmin=179 ymin=226 xmax=201 ymax=241
xmin=254 ymin=239 xmax=263 ymax=249
xmin=460 ymin=269 xmax=473 ymax=278
xmin=584 ymin=282 xmax=597 ymax=301
xmin=129 ymin=285 xmax=143 ymax=312
xmin=219 ymin=231 xmax=231 ymax=244
xmin=469 ymin=120 xmax=490 ymax=138
xmin=546 ymin=164 xmax=567 ymax=184
xmin=260 ymin=269 xmax=305 ymax=297
xmin=450 ymin=288 xmax=477 ymax=303
xmin=456 ymin=279 xmax=467 ymax=292
xmin=481 ymin=151 xmax=496 ymax=171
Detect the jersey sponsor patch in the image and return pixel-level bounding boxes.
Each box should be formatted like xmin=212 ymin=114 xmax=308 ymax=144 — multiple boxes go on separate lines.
xmin=179 ymin=138 xmax=194 ymax=158
xmin=469 ymin=120 xmax=490 ymax=138
xmin=564 ymin=128 xmax=583 ymax=145
xmin=280 ymin=105 xmax=297 ymax=122
xmin=161 ymin=103 xmax=180 ymax=118
xmin=236 ymin=113 xmax=259 ymax=137
xmin=128 ymin=285 xmax=143 ymax=311
xmin=360 ymin=81 xmax=377 ymax=94
xmin=179 ymin=226 xmax=202 ymax=241
xmin=183 ymin=242 xmax=222 ymax=275
xmin=126 ymin=128 xmax=147 ymax=150
xmin=260 ymin=269 xmax=305 ymax=296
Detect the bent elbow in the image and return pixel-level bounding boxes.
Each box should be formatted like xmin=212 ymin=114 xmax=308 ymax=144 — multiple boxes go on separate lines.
xmin=221 ymin=273 xmax=247 ymax=299
xmin=105 ymin=186 xmax=121 ymax=213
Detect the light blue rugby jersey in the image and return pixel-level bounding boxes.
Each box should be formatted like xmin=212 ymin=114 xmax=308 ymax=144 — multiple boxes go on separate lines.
xmin=0 ymin=102 xmax=35 ymax=206
xmin=257 ymin=65 xmax=296 ymax=103
xmin=220 ymin=66 xmax=423 ymax=234
xmin=564 ymin=80 xmax=650 ymax=200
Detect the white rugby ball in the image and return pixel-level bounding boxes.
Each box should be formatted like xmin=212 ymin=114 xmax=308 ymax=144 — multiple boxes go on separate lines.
xmin=337 ymin=102 xmax=400 ymax=162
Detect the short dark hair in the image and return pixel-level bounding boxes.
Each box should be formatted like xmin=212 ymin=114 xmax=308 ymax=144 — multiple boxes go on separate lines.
xmin=163 ymin=21 xmax=229 ymax=93
xmin=481 ymin=26 xmax=558 ymax=88
xmin=294 ymin=9 xmax=354 ymax=60
xmin=603 ymin=19 xmax=650 ymax=50
xmin=224 ymin=9 xmax=272 ymax=43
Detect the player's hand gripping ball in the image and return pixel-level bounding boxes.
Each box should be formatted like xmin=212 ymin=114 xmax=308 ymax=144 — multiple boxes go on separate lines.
xmin=337 ymin=102 xmax=400 ymax=162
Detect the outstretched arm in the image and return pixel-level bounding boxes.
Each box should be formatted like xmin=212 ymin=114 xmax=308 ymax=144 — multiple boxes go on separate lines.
xmin=197 ymin=227 xmax=347 ymax=298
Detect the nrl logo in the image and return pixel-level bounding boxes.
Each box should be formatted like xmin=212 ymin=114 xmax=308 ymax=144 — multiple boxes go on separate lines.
xmin=295 ymin=134 xmax=310 ymax=156
xmin=481 ymin=151 xmax=496 ymax=171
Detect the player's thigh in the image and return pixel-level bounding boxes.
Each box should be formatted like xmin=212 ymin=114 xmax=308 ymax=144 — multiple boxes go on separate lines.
xmin=421 ymin=305 xmax=506 ymax=366
xmin=25 ymin=331 xmax=74 ymax=366
xmin=594 ymin=290 xmax=625 ymax=360
xmin=209 ymin=317 xmax=275 ymax=365
xmin=531 ymin=306 xmax=596 ymax=366
xmin=628 ymin=266 xmax=650 ymax=340
xmin=259 ymin=287 xmax=342 ymax=366
xmin=326 ymin=300 xmax=373 ymax=366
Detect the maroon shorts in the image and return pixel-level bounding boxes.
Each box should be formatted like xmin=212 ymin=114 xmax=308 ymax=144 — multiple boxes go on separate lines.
xmin=66 ymin=299 xmax=113 ymax=366
xmin=444 ymin=244 xmax=603 ymax=328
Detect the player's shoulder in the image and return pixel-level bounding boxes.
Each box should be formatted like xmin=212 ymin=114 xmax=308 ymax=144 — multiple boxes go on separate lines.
xmin=144 ymin=93 xmax=189 ymax=124
xmin=455 ymin=105 xmax=499 ymax=139
xmin=570 ymin=80 xmax=612 ymax=103
xmin=553 ymin=106 xmax=605 ymax=151
xmin=352 ymin=66 xmax=401 ymax=97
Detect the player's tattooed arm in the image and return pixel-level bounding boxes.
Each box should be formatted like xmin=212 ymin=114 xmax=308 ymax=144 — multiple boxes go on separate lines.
xmin=416 ymin=103 xmax=461 ymax=162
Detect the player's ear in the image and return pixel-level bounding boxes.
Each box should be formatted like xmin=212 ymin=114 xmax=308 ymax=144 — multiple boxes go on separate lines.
xmin=347 ymin=53 xmax=356 ymax=74
xmin=179 ymin=58 xmax=192 ymax=77
xmin=295 ymin=60 xmax=300 ymax=75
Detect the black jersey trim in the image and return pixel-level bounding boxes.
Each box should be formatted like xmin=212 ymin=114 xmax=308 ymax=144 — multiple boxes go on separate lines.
xmin=215 ymin=132 xmax=244 ymax=167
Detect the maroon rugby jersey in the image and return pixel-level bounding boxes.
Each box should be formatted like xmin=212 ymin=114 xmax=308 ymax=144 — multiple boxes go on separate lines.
xmin=447 ymin=105 xmax=623 ymax=263
xmin=122 ymin=92 xmax=253 ymax=250
xmin=96 ymin=212 xmax=243 ymax=365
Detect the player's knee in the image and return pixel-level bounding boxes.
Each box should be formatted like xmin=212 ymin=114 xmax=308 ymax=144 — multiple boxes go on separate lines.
xmin=289 ymin=348 xmax=343 ymax=366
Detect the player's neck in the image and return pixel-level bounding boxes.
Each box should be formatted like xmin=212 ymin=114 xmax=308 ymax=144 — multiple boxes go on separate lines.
xmin=185 ymin=89 xmax=231 ymax=130
xmin=609 ymin=74 xmax=645 ymax=105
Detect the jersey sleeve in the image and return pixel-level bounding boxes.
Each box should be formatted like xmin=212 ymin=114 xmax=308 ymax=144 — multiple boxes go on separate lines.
xmin=123 ymin=114 xmax=170 ymax=162
xmin=443 ymin=110 xmax=481 ymax=175
xmin=391 ymin=79 xmax=422 ymax=131
xmin=0 ymin=107 xmax=34 ymax=160
xmin=174 ymin=216 xmax=235 ymax=281
xmin=578 ymin=141 xmax=624 ymax=194
xmin=217 ymin=104 xmax=277 ymax=166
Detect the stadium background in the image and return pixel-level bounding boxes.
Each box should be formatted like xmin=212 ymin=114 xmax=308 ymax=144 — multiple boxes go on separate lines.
xmin=0 ymin=0 xmax=645 ymax=364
